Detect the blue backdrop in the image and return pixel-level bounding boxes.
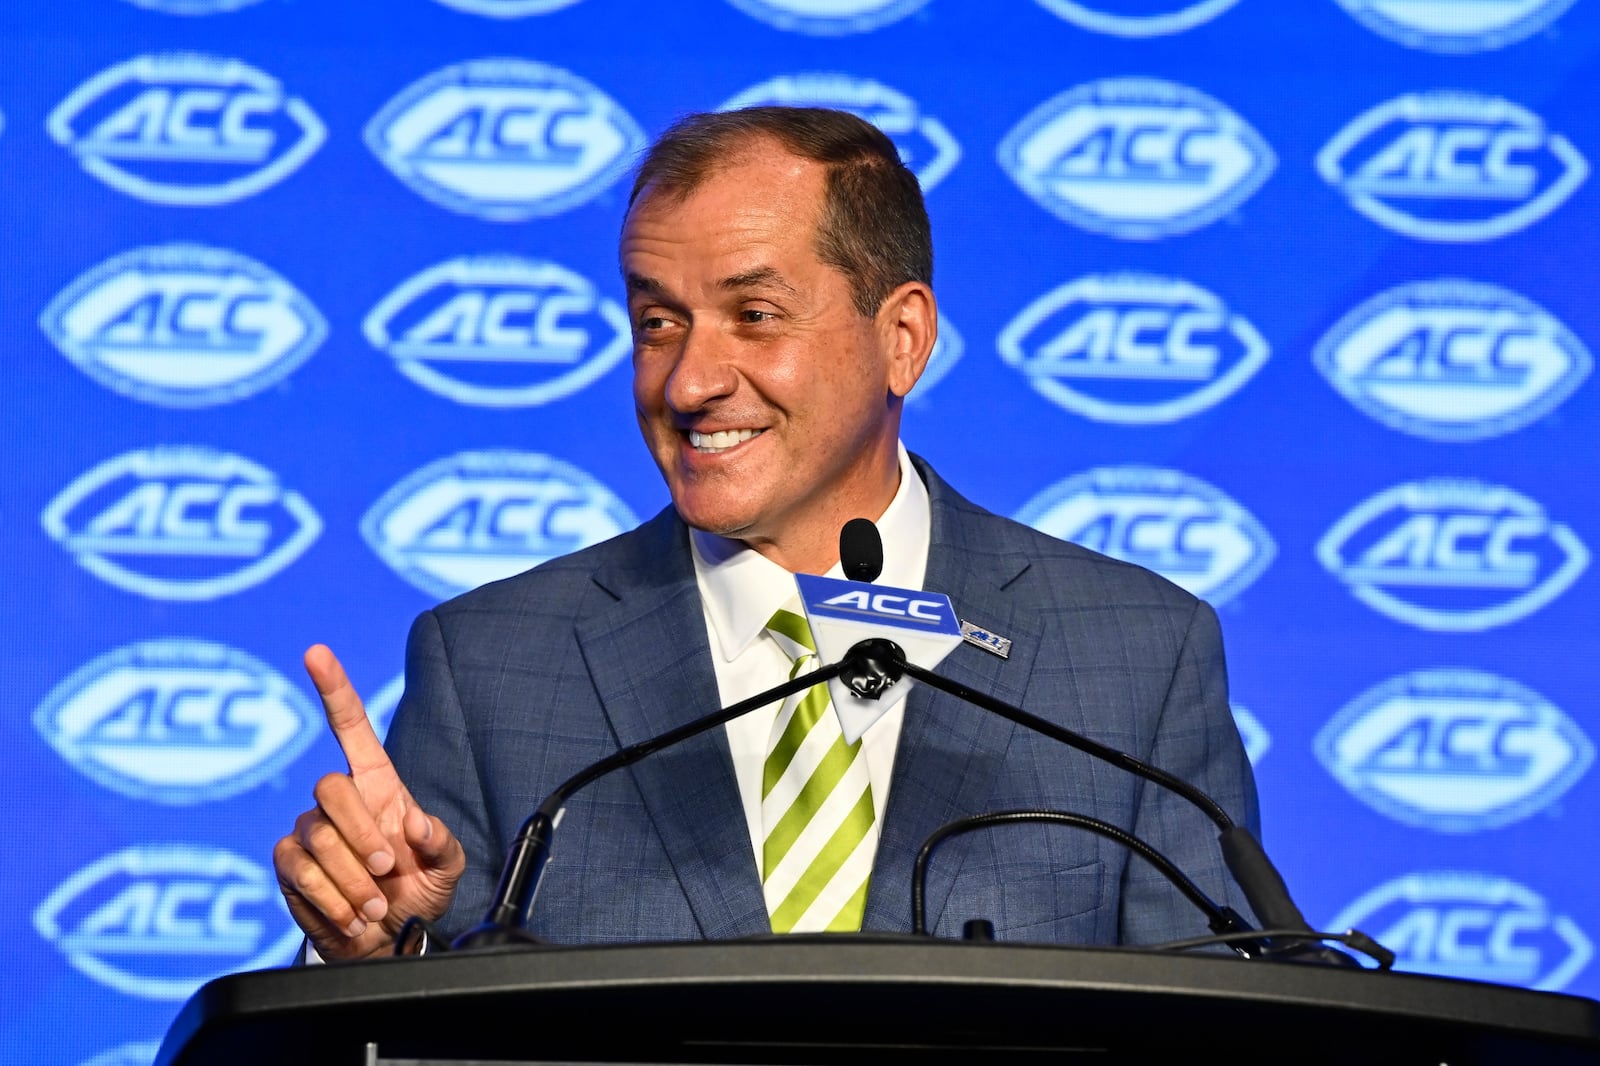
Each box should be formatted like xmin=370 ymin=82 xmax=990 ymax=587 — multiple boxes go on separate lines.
xmin=3 ymin=2 xmax=1596 ymax=1062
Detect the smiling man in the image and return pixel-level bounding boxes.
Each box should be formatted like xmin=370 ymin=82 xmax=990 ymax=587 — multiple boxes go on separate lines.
xmin=624 ymin=120 xmax=932 ymax=574
xmin=274 ymin=107 xmax=1260 ymax=959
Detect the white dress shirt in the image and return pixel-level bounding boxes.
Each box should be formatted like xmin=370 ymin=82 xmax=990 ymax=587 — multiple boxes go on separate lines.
xmin=690 ymin=443 xmax=932 ymax=876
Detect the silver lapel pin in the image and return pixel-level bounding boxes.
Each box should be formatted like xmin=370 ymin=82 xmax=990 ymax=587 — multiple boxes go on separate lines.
xmin=959 ymin=619 xmax=1011 ymax=660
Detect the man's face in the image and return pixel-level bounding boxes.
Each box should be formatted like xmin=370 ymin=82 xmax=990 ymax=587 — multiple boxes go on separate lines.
xmin=622 ymin=140 xmax=930 ymax=571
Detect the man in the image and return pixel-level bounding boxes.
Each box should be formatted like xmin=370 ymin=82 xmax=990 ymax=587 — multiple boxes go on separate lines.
xmin=273 ymin=107 xmax=1259 ymax=961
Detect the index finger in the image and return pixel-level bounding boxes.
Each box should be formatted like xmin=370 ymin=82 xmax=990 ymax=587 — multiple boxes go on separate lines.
xmin=304 ymin=644 xmax=392 ymax=778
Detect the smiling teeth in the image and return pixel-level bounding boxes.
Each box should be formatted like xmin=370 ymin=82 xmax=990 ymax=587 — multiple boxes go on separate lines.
xmin=689 ymin=428 xmax=763 ymax=452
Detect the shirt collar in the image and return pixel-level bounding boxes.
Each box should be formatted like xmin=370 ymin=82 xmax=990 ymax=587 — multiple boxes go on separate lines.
xmin=691 ymin=442 xmax=932 ymax=663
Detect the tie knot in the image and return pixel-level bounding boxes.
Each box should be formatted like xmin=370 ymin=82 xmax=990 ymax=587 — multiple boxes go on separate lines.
xmin=765 ymin=605 xmax=816 ymax=663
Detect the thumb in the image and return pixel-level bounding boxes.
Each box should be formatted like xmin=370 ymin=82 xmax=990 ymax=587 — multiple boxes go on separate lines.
xmin=403 ymin=804 xmax=464 ymax=875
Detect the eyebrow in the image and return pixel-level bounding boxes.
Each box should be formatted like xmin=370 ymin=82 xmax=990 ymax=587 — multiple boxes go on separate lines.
xmin=625 ymin=272 xmax=666 ymax=297
xmin=718 ymin=267 xmax=800 ymax=298
xmin=623 ymin=268 xmax=801 ymax=300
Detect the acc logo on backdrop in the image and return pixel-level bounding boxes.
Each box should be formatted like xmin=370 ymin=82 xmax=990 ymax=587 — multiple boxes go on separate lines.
xmin=362 ymin=451 xmax=637 ymax=599
xmin=998 ymin=78 xmax=1274 ymax=239
xmin=1031 ymin=0 xmax=1241 ymax=36
xmin=724 ymin=0 xmax=931 ymax=35
xmin=40 ymin=243 xmax=326 ymax=408
xmin=431 ymin=0 xmax=584 ymax=15
xmin=1335 ymin=0 xmax=1579 ymax=53
xmin=365 ymin=58 xmax=643 ymax=221
xmin=720 ymin=74 xmax=959 ymax=190
xmin=34 ymin=845 xmax=301 ymax=1000
xmin=42 ymin=447 xmax=322 ymax=601
xmin=1314 ymin=279 xmax=1590 ymax=442
xmin=1318 ymin=478 xmax=1587 ymax=631
xmin=1329 ymin=872 xmax=1592 ymax=991
xmin=47 ymin=53 xmax=324 ymax=206
xmin=363 ymin=256 xmax=629 ymax=407
xmin=1016 ymin=466 xmax=1274 ymax=606
xmin=1317 ymin=91 xmax=1587 ymax=242
xmin=998 ymin=273 xmax=1267 ymax=423
xmin=1316 ymin=669 xmax=1592 ymax=833
xmin=34 ymin=639 xmax=320 ymax=805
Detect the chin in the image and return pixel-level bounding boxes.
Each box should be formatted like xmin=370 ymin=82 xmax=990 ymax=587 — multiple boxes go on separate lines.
xmin=669 ymin=495 xmax=757 ymax=539
xmin=683 ymin=512 xmax=758 ymax=539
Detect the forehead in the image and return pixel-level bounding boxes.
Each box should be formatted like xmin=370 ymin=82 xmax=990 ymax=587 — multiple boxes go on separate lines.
xmin=620 ymin=144 xmax=828 ymax=272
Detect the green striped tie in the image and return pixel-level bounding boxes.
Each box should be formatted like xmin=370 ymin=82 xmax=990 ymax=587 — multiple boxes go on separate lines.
xmin=760 ymin=605 xmax=876 ymax=933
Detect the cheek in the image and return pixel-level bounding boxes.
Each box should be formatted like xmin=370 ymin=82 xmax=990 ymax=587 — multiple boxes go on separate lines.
xmin=824 ymin=326 xmax=887 ymax=386
xmin=753 ymin=346 xmax=807 ymax=391
xmin=764 ymin=333 xmax=873 ymax=399
xmin=631 ymin=354 xmax=667 ymax=410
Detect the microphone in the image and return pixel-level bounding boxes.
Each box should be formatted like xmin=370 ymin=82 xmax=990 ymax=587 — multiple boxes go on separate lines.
xmin=840 ymin=517 xmax=883 ymax=582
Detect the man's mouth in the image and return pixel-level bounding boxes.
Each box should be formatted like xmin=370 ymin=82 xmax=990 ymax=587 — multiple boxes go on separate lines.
xmin=688 ymin=428 xmax=764 ymax=454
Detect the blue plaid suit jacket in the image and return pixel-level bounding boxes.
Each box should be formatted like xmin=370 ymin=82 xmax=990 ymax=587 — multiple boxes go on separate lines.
xmin=386 ymin=457 xmax=1260 ymax=946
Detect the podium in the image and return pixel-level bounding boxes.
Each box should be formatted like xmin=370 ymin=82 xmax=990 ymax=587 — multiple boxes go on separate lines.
xmin=158 ymin=937 xmax=1600 ymax=1065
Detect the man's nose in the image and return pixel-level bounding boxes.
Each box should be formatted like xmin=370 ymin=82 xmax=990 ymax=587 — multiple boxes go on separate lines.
xmin=664 ymin=326 xmax=738 ymax=412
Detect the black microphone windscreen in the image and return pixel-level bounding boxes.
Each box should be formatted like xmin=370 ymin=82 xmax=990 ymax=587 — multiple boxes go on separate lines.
xmin=840 ymin=518 xmax=884 ymax=583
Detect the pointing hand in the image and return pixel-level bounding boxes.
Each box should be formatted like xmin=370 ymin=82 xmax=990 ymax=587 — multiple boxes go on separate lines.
xmin=272 ymin=645 xmax=464 ymax=960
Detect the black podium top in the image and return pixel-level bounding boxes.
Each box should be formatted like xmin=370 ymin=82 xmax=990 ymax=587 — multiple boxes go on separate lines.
xmin=159 ymin=936 xmax=1600 ymax=1066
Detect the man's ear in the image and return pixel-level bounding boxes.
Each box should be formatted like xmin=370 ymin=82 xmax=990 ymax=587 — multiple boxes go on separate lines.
xmin=878 ymin=280 xmax=938 ymax=398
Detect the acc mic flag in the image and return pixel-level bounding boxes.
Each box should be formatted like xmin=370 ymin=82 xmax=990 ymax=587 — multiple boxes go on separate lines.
xmin=795 ymin=573 xmax=964 ymax=745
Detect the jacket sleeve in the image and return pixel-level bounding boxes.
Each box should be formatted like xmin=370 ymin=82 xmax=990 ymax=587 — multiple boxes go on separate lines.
xmin=383 ymin=607 xmax=503 ymax=943
xmin=1118 ymin=597 xmax=1262 ymax=946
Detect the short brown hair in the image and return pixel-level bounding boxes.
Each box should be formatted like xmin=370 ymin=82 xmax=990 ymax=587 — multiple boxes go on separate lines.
xmin=626 ymin=107 xmax=933 ymax=318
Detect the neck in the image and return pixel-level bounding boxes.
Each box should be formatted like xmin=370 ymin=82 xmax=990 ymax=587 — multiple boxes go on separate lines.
xmin=742 ymin=462 xmax=902 ymax=576
xmin=744 ymin=532 xmax=848 ymax=576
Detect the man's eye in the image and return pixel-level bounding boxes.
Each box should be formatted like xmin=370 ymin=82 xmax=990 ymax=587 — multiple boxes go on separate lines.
xmin=638 ymin=315 xmax=668 ymax=331
xmin=739 ymin=309 xmax=773 ymax=324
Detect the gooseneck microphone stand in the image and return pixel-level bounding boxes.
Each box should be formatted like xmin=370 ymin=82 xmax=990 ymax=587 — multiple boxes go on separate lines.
xmin=450 ymin=623 xmax=1378 ymax=964
xmin=840 ymin=638 xmax=1383 ymax=967
xmin=912 ymin=809 xmax=1251 ymax=939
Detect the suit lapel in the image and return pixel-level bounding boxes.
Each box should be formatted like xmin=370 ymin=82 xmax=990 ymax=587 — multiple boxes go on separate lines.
xmin=574 ymin=513 xmax=769 ymax=940
xmin=863 ymin=466 xmax=1043 ymax=934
